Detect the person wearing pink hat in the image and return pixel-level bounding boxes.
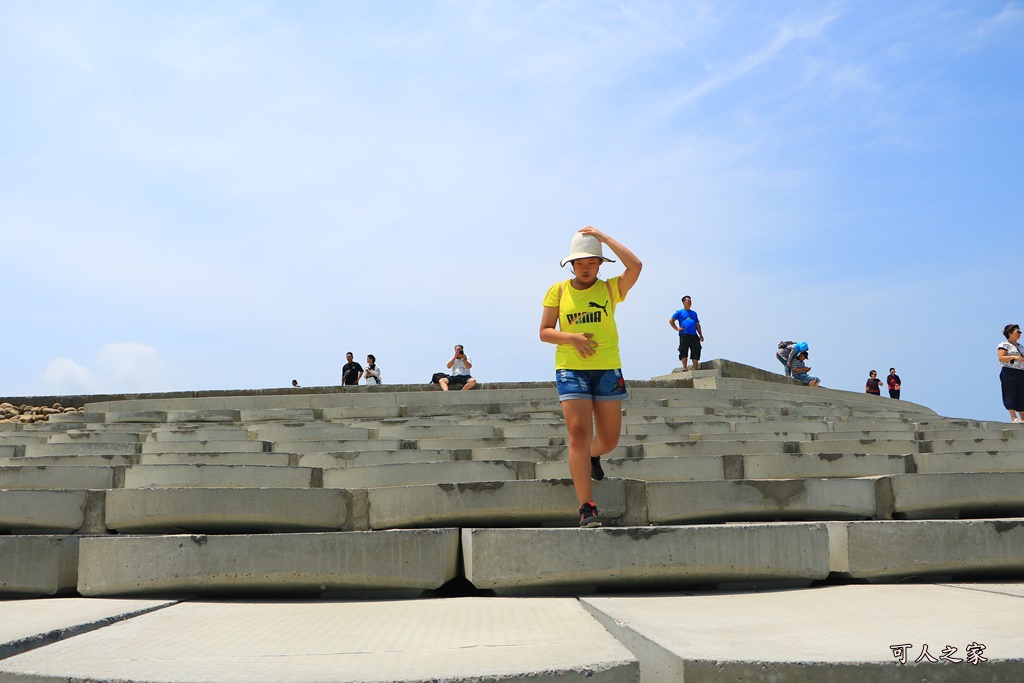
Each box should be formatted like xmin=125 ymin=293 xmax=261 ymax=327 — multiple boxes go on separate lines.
xmin=539 ymin=226 xmax=642 ymax=527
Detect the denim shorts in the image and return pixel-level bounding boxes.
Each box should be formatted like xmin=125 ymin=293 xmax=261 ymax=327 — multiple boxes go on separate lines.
xmin=555 ymin=368 xmax=628 ymax=402
xmin=792 ymin=372 xmax=819 ymax=385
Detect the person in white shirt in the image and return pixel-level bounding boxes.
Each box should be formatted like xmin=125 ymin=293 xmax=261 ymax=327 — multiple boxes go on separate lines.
xmin=439 ymin=344 xmax=476 ymax=391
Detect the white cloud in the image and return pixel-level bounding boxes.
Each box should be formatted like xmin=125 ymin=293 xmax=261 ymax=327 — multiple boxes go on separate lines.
xmin=41 ymin=357 xmax=96 ymax=394
xmin=40 ymin=343 xmax=173 ymax=395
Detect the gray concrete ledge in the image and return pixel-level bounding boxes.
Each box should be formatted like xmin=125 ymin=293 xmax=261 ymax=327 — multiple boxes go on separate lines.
xmin=463 ymin=523 xmax=830 ymax=592
xmin=77 ymin=529 xmax=459 ymax=597
xmin=0 ymin=535 xmax=79 ymax=597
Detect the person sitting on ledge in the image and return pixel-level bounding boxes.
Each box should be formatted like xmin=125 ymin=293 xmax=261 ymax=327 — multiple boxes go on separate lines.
xmin=789 ymin=350 xmax=820 ymax=387
xmin=439 ymin=344 xmax=476 ymax=391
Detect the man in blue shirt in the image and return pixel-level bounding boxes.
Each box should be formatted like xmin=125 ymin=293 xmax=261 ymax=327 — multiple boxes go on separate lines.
xmin=669 ymin=295 xmax=704 ymax=370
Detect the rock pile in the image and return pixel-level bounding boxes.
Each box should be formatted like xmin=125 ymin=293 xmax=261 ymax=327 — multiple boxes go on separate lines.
xmin=0 ymin=402 xmax=83 ymax=424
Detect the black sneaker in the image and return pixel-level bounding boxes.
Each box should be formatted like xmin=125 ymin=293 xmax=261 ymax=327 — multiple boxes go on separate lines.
xmin=590 ymin=457 xmax=605 ymax=481
xmin=579 ymin=502 xmax=602 ymax=528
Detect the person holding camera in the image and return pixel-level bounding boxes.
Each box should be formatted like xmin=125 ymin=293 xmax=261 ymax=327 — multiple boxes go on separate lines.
xmin=439 ymin=345 xmax=476 ymax=391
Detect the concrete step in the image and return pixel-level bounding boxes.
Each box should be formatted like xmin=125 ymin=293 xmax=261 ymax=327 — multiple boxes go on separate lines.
xmin=888 ymin=472 xmax=1024 ymax=519
xmin=0 ymin=465 xmax=118 ymax=490
xmin=924 ymin=437 xmax=1024 ymax=453
xmin=122 ymin=464 xmax=317 ymax=489
xmin=830 ymin=519 xmax=1024 ymax=581
xmin=741 ymin=453 xmax=911 ymax=479
xmin=104 ymin=488 xmax=363 ymax=533
xmin=0 ymin=598 xmax=637 ymax=682
xmin=322 ymin=460 xmax=532 ymax=489
xmin=238 ymin=408 xmax=319 ymax=422
xmin=77 ymin=529 xmax=460 ymax=597
xmin=645 ymin=478 xmax=878 ymax=524
xmin=136 ymin=453 xmax=295 ymax=466
xmin=913 ymin=451 xmax=1024 ymax=474
xmin=140 ymin=440 xmax=269 ymax=455
xmin=366 ymin=479 xmax=630 ymax=529
xmin=0 ymin=489 xmax=93 ymax=532
xmin=47 ymin=430 xmax=142 ymax=444
xmin=164 ymin=409 xmax=240 ymax=423
xmin=295 ymin=449 xmax=469 ymax=468
xmin=0 ymin=454 xmax=134 ymax=468
xmin=145 ymin=426 xmax=251 ymax=442
xmin=536 ymin=455 xmax=730 ymax=482
xmin=23 ymin=442 xmax=140 ymax=457
xmin=0 ymin=434 xmax=47 ymax=445
xmin=462 ymin=523 xmax=830 ymax=593
xmin=0 ymin=535 xmax=79 ymax=596
xmin=248 ymin=424 xmax=375 ymax=441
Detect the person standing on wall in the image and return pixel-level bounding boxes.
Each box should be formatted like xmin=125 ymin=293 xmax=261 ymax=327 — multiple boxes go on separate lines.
xmin=540 ymin=226 xmax=642 ymax=527
xmin=887 ymin=368 xmax=901 ymax=399
xmin=341 ymin=352 xmax=363 ymax=386
xmin=669 ymin=296 xmax=703 ymax=371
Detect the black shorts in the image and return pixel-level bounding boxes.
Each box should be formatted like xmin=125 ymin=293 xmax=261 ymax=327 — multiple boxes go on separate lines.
xmin=446 ymin=374 xmax=473 ymax=387
xmin=678 ymin=334 xmax=702 ymax=360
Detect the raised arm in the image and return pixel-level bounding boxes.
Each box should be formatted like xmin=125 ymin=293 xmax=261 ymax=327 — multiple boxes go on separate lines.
xmin=577 ymin=226 xmax=641 ymax=298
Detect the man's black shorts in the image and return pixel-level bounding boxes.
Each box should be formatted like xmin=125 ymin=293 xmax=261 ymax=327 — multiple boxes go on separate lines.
xmin=678 ymin=334 xmax=701 ymax=361
xmin=447 ymin=374 xmax=473 ymax=387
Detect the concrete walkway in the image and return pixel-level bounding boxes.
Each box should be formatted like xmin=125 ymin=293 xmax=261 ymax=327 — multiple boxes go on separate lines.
xmin=1 ymin=584 xmax=1021 ymax=682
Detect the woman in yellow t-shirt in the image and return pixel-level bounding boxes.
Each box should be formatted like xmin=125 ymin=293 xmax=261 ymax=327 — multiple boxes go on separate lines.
xmin=539 ymin=227 xmax=642 ymax=527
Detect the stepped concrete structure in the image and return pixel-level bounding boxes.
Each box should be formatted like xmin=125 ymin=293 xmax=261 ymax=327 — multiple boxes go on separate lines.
xmin=2 ymin=358 xmax=1023 ymax=681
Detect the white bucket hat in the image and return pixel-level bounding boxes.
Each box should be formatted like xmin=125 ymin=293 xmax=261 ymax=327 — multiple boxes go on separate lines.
xmin=560 ymin=232 xmax=616 ymax=268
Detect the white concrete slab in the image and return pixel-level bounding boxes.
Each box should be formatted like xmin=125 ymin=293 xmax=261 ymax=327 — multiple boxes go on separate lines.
xmin=0 ymin=597 xmax=177 ymax=659
xmin=582 ymin=584 xmax=1024 ymax=681
xmin=0 ymin=598 xmax=638 ymax=682
xmin=0 ymin=489 xmax=89 ymax=532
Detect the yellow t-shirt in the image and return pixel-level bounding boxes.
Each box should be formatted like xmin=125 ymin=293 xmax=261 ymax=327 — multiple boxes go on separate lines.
xmin=542 ymin=276 xmax=625 ymax=370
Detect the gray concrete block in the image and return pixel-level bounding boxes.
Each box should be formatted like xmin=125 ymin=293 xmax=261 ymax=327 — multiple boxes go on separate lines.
xmin=463 ymin=523 xmax=830 ymax=591
xmin=0 ymin=454 xmax=134 ymax=468
xmin=105 ymin=411 xmax=168 ymax=423
xmin=367 ymin=479 xmax=627 ymax=529
xmin=0 ymin=444 xmax=23 ymax=458
xmin=0 ymin=598 xmax=637 ymax=682
xmin=251 ymin=424 xmax=375 ymax=441
xmin=0 ymin=465 xmax=117 ymax=490
xmin=536 ymin=455 xmax=729 ymax=482
xmin=642 ymin=440 xmax=786 ymax=456
xmin=924 ymin=437 xmax=1021 ymax=453
xmin=272 ymin=438 xmax=406 ymax=453
xmin=913 ymin=451 xmax=1024 ymax=474
xmin=137 ymin=452 xmax=294 ymax=466
xmin=165 ymin=409 xmax=240 ymax=423
xmin=374 ymin=424 xmax=498 ymax=440
xmin=238 ymin=408 xmax=318 ymax=422
xmin=323 ymin=460 xmax=531 ymax=489
xmin=146 ymin=426 xmax=250 ymax=442
xmin=46 ymin=430 xmax=141 ymax=444
xmin=23 ymin=442 xmax=140 ymax=457
xmin=742 ymin=453 xmax=910 ymax=479
xmin=0 ymin=597 xmax=177 ymax=660
xmin=830 ymin=519 xmax=1024 ymax=580
xmin=77 ymin=529 xmax=459 ymax=596
xmin=0 ymin=535 xmax=79 ymax=596
xmin=122 ymin=464 xmax=317 ymax=489
xmin=296 ymin=449 xmax=467 ymax=468
xmin=0 ymin=489 xmax=90 ymax=532
xmin=890 ymin=472 xmax=1024 ymax=518
xmin=140 ymin=439 xmax=268 ymax=454
xmin=105 ymin=488 xmax=359 ymax=532
xmin=646 ymin=478 xmax=877 ymax=524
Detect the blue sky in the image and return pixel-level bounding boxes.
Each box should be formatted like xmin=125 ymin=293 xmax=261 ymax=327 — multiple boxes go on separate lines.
xmin=2 ymin=1 xmax=1022 ymax=422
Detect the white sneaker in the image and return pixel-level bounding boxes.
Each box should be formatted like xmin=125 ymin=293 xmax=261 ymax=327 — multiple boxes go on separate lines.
xmin=1014 ymin=418 xmax=1022 ymax=423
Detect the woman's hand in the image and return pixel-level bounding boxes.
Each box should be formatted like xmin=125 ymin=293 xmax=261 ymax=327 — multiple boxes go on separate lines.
xmin=578 ymin=225 xmax=608 ymax=242
xmin=570 ymin=333 xmax=598 ymax=358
